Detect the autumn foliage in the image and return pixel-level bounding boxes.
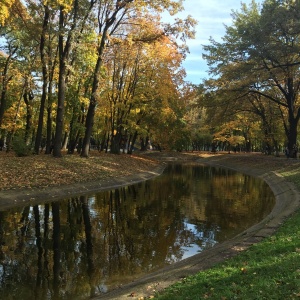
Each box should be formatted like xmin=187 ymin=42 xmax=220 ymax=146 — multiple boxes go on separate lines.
xmin=0 ymin=0 xmax=197 ymax=157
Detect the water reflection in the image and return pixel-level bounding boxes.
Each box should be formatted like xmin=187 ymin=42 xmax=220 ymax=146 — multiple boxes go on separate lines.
xmin=0 ymin=164 xmax=275 ymax=299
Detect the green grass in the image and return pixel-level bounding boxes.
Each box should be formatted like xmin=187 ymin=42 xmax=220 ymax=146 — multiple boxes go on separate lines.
xmin=153 ymin=171 xmax=300 ymax=300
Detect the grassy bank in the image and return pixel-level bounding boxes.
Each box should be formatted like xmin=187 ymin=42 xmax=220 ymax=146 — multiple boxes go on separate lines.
xmin=153 ymin=167 xmax=300 ymax=300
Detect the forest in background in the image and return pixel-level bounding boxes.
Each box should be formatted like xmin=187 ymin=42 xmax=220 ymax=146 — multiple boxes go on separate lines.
xmin=1 ymin=0 xmax=300 ymax=158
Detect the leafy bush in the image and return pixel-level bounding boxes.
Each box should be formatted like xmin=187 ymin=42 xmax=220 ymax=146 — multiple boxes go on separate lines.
xmin=12 ymin=135 xmax=32 ymax=157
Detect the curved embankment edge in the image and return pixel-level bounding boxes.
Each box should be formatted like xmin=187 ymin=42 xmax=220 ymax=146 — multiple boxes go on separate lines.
xmin=0 ymin=163 xmax=167 ymax=211
xmin=96 ymin=157 xmax=300 ymax=300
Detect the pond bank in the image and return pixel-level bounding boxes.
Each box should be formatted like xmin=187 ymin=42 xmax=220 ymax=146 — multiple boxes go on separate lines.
xmin=1 ymin=152 xmax=300 ymax=299
xmin=0 ymin=159 xmax=166 ymax=211
xmin=96 ymin=153 xmax=300 ymax=300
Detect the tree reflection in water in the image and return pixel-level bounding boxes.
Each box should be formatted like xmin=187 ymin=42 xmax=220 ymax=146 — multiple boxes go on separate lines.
xmin=0 ymin=164 xmax=275 ymax=299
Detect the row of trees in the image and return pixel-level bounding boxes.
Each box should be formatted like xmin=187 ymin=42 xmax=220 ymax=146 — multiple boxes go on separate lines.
xmin=2 ymin=0 xmax=299 ymax=157
xmin=201 ymin=0 xmax=300 ymax=155
xmin=0 ymin=0 xmax=197 ymax=156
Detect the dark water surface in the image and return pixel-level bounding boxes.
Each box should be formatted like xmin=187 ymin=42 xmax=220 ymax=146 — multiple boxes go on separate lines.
xmin=0 ymin=164 xmax=275 ymax=299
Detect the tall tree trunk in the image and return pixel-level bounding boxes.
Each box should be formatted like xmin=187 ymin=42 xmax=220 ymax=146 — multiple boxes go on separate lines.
xmin=53 ymin=6 xmax=67 ymax=157
xmin=80 ymin=58 xmax=101 ymax=157
xmin=61 ymin=131 xmax=69 ymax=150
xmin=35 ymin=87 xmax=47 ymax=154
xmin=0 ymin=45 xmax=17 ymax=128
xmin=68 ymin=102 xmax=85 ymax=154
xmin=140 ymin=136 xmax=149 ymax=151
xmin=284 ymin=88 xmax=300 ymax=156
xmin=128 ymin=130 xmax=138 ymax=154
xmin=35 ymin=4 xmax=50 ymax=155
xmin=53 ymin=0 xmax=80 ymax=157
xmin=80 ymin=5 xmax=127 ymax=157
xmin=45 ymin=106 xmax=53 ymax=154
xmin=99 ymin=132 xmax=107 ymax=152
xmin=23 ymin=89 xmax=34 ymax=145
xmin=126 ymin=133 xmax=132 ymax=154
xmin=287 ymin=114 xmax=298 ymax=157
xmin=45 ymin=75 xmax=55 ymax=154
xmin=110 ymin=126 xmax=122 ymax=154
xmin=105 ymin=133 xmax=110 ymax=153
xmin=68 ymin=131 xmax=80 ymax=154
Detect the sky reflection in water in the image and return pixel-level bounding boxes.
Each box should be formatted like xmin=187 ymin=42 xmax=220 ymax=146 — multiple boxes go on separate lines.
xmin=0 ymin=164 xmax=275 ymax=299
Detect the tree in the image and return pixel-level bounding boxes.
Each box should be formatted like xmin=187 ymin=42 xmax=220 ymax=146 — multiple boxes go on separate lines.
xmin=93 ymin=13 xmax=184 ymax=154
xmin=203 ymin=0 xmax=300 ymax=154
xmin=0 ymin=42 xmax=17 ymax=129
xmin=34 ymin=2 xmax=51 ymax=154
xmin=0 ymin=0 xmax=195 ymax=157
xmin=80 ymin=0 xmax=134 ymax=157
xmin=80 ymin=0 xmax=195 ymax=157
xmin=52 ymin=0 xmax=96 ymax=157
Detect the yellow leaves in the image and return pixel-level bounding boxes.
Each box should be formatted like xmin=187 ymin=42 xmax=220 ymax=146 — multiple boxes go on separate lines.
xmin=134 ymin=0 xmax=184 ymax=15
xmin=45 ymin=0 xmax=73 ymax=12
xmin=162 ymin=106 xmax=176 ymax=120
xmin=79 ymin=96 xmax=90 ymax=107
xmin=0 ymin=0 xmax=13 ymax=26
xmin=213 ymin=119 xmax=247 ymax=146
xmin=0 ymin=0 xmax=29 ymax=27
xmin=1 ymin=105 xmax=24 ymax=131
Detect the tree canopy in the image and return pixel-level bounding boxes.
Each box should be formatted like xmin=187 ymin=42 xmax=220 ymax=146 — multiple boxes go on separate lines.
xmin=0 ymin=0 xmax=197 ymax=156
xmin=2 ymin=0 xmax=300 ymax=157
xmin=202 ymin=0 xmax=300 ymax=154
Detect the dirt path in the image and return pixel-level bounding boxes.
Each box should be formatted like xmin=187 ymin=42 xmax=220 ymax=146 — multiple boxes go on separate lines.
xmin=95 ymin=153 xmax=300 ymax=300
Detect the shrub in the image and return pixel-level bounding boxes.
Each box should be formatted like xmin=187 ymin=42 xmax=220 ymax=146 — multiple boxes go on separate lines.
xmin=12 ymin=135 xmax=32 ymax=157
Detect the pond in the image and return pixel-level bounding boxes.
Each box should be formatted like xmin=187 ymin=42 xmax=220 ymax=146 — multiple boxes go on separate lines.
xmin=0 ymin=164 xmax=275 ymax=300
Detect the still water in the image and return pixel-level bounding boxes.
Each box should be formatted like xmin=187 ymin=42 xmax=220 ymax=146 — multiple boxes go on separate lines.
xmin=0 ymin=164 xmax=275 ymax=300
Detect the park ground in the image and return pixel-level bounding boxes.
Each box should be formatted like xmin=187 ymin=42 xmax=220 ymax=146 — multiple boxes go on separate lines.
xmin=1 ymin=150 xmax=300 ymax=299
xmin=0 ymin=149 xmax=297 ymax=193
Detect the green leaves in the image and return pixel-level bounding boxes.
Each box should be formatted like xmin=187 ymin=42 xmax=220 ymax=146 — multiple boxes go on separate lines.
xmin=202 ymin=0 xmax=300 ymax=154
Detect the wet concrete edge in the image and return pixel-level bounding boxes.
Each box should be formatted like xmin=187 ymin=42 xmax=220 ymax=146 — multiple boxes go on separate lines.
xmin=95 ymin=156 xmax=300 ymax=300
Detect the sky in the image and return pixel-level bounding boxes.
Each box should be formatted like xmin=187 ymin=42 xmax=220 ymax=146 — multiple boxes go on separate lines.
xmin=176 ymin=0 xmax=255 ymax=84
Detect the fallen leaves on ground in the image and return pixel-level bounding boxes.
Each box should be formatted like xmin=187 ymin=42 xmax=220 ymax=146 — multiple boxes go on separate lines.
xmin=1 ymin=150 xmax=300 ymax=192
xmin=0 ymin=151 xmax=160 ymax=191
